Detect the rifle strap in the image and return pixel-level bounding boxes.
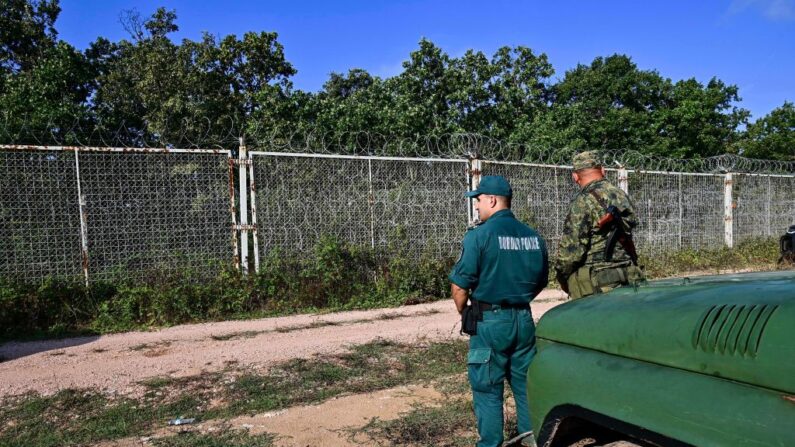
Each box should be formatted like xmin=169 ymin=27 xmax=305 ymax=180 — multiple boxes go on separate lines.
xmin=588 ymin=189 xmax=610 ymax=213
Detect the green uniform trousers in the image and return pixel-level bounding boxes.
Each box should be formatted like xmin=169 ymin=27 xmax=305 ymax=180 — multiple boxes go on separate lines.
xmin=467 ymin=305 xmax=536 ymax=447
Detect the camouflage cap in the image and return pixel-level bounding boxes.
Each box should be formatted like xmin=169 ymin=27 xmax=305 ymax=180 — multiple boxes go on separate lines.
xmin=572 ymin=151 xmax=602 ymax=171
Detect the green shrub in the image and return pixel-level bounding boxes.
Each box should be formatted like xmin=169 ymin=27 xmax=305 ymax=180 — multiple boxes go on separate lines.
xmin=642 ymin=237 xmax=779 ymax=278
xmin=1 ymin=235 xmax=781 ymax=340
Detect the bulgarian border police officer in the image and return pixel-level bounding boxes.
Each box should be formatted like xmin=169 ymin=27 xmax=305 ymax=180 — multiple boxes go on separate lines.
xmin=554 ymin=151 xmax=644 ymax=299
xmin=450 ymin=175 xmax=548 ymax=447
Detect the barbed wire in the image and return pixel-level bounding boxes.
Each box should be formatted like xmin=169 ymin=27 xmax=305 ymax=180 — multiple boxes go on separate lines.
xmin=1 ymin=115 xmax=793 ymax=174
xmin=0 ymin=114 xmax=240 ymax=150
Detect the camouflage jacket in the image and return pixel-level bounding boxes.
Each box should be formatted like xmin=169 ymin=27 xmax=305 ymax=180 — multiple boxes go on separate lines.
xmin=554 ymin=179 xmax=638 ymax=281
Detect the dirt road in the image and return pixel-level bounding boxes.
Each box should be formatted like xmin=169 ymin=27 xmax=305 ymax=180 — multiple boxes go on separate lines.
xmin=0 ymin=291 xmax=566 ymax=398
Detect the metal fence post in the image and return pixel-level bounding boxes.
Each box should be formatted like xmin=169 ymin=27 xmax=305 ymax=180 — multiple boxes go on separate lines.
xmin=468 ymin=154 xmax=482 ymax=224
xmin=554 ymin=169 xmax=561 ymax=239
xmin=766 ymin=175 xmax=772 ymax=236
xmin=724 ymin=172 xmax=733 ymax=248
xmin=618 ymin=167 xmax=629 ymax=194
xmin=368 ymin=158 xmax=376 ymax=249
xmin=227 ymin=153 xmax=240 ymax=271
xmin=678 ymin=173 xmax=683 ymax=249
xmin=73 ymin=149 xmax=90 ymax=286
xmin=238 ymin=137 xmax=249 ymax=274
xmin=248 ymin=151 xmax=260 ymax=273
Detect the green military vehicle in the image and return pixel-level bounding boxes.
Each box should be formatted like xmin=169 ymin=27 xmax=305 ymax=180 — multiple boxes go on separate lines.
xmin=527 ymin=271 xmax=795 ymax=446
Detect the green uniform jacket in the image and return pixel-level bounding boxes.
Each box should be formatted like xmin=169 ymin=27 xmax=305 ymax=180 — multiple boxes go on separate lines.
xmin=554 ymin=179 xmax=638 ymax=282
xmin=449 ymin=209 xmax=549 ymax=304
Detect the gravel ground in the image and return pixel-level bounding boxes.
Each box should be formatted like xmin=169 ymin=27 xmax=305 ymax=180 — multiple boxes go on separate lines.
xmin=0 ymin=290 xmax=566 ymax=398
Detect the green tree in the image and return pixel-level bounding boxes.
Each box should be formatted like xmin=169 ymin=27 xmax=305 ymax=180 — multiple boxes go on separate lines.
xmin=528 ymin=54 xmax=669 ymax=152
xmin=386 ymin=39 xmax=460 ymax=136
xmin=481 ymin=46 xmax=553 ymax=141
xmin=93 ymin=8 xmax=297 ymax=147
xmin=650 ymin=78 xmax=749 ymax=157
xmin=303 ymin=40 xmax=554 ymax=145
xmin=304 ymin=69 xmax=393 ymax=141
xmin=0 ymin=0 xmax=96 ymax=144
xmin=0 ymin=0 xmax=60 ymax=74
xmin=526 ymin=54 xmax=749 ymax=158
xmin=0 ymin=41 xmax=95 ymax=143
xmin=738 ymin=102 xmax=795 ymax=160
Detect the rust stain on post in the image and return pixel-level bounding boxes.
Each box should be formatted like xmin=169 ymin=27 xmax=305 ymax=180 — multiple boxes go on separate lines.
xmin=80 ymin=214 xmax=90 ymax=272
xmin=228 ymin=157 xmax=240 ymax=270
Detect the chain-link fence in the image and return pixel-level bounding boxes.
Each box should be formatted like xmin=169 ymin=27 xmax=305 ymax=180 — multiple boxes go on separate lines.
xmin=0 ymin=146 xmax=235 ymax=283
xmin=247 ymin=152 xmax=794 ymax=274
xmin=250 ymin=153 xmax=469 ymax=263
xmin=1 ymin=140 xmax=794 ymax=284
xmin=0 ymin=149 xmax=83 ymax=280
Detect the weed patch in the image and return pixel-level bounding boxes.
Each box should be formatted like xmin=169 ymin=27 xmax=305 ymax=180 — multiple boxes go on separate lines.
xmin=0 ymin=339 xmax=468 ymax=447
xmin=150 ymin=430 xmax=275 ymax=447
xmin=220 ymin=339 xmax=467 ymax=415
xmin=140 ymin=376 xmax=175 ymax=390
xmin=274 ymin=319 xmax=340 ymax=333
xmin=642 ymin=237 xmax=779 ymax=278
xmin=129 ymin=341 xmax=172 ymax=352
xmin=355 ymin=389 xmax=521 ymax=447
xmin=357 ymin=398 xmax=477 ymax=447
xmin=0 ymin=389 xmax=200 ymax=447
xmin=210 ymin=331 xmax=262 ymax=341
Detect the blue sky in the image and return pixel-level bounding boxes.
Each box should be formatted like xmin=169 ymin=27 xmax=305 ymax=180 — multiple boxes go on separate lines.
xmin=56 ymin=0 xmax=794 ymax=121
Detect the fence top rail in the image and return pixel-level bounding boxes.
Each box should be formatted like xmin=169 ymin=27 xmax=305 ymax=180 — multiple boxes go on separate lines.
xmin=249 ymin=151 xmax=467 ymax=164
xmin=625 ymin=169 xmax=724 ymax=178
xmin=483 ymin=159 xmax=573 ymax=170
xmin=484 ymin=160 xmax=795 ymax=179
xmin=484 ymin=160 xmax=726 ymax=177
xmin=730 ymin=172 xmax=795 ymax=179
xmin=0 ymin=144 xmax=231 ymax=155
xmin=627 ymin=169 xmax=795 ymax=178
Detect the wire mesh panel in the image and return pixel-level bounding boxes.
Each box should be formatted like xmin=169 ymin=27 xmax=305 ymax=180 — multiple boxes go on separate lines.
xmin=252 ymin=154 xmax=372 ymax=256
xmin=629 ymin=171 xmax=684 ymax=254
xmin=481 ymin=162 xmax=578 ymax=254
xmin=631 ymin=171 xmax=724 ymax=251
xmin=768 ymin=175 xmax=795 ymax=236
xmin=251 ymin=153 xmax=468 ymax=260
xmin=78 ymin=151 xmax=233 ymax=282
xmin=734 ymin=174 xmax=773 ymax=243
xmin=0 ymin=149 xmax=83 ymax=281
xmin=369 ymin=158 xmax=468 ymax=258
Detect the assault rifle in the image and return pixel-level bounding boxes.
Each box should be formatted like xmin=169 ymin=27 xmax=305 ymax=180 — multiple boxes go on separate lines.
xmin=596 ymin=205 xmax=639 ymax=266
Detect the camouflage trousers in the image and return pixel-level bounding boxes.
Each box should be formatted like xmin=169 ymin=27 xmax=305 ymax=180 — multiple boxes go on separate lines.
xmin=567 ymin=263 xmax=644 ymax=299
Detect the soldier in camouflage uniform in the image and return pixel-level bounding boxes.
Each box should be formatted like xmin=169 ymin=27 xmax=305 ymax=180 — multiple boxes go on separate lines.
xmin=554 ymin=151 xmax=644 ymax=299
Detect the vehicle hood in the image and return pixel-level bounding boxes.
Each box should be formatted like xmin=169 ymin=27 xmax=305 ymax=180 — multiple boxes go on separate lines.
xmin=536 ymin=271 xmax=795 ymax=394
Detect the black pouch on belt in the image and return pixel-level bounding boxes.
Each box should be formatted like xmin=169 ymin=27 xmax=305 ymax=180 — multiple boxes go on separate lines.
xmin=460 ymin=300 xmax=482 ymax=336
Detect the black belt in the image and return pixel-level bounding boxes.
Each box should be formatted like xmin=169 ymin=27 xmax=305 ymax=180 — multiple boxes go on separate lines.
xmin=477 ymin=301 xmax=530 ymax=311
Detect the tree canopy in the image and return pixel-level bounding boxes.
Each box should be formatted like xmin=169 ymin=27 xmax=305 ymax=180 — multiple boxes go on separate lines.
xmin=0 ymin=1 xmax=790 ymax=160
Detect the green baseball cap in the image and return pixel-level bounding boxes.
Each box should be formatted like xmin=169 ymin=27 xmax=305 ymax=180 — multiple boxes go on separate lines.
xmin=572 ymin=151 xmax=602 ymax=171
xmin=465 ymin=175 xmax=513 ymax=198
